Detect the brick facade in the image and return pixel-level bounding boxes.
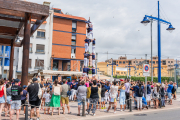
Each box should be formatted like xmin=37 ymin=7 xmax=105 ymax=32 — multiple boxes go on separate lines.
xmin=52 ymin=9 xmax=86 ymax=73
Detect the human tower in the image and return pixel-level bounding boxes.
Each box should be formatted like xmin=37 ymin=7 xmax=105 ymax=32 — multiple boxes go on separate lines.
xmin=83 ymin=18 xmax=96 ymax=78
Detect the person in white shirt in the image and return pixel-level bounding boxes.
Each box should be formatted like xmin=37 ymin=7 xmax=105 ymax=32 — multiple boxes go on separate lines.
xmin=105 ymin=81 xmax=118 ymax=114
xmin=43 ymin=90 xmax=51 ymax=114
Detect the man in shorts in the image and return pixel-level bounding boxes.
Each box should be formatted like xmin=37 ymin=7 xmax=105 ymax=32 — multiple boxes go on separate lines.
xmin=27 ymin=78 xmax=43 ymax=120
xmin=61 ymin=79 xmax=71 ymax=114
xmin=105 ymin=81 xmax=118 ymax=113
xmin=167 ymin=81 xmax=173 ymax=105
xmin=10 ymin=79 xmax=23 ymax=120
xmin=146 ymin=81 xmax=151 ymax=107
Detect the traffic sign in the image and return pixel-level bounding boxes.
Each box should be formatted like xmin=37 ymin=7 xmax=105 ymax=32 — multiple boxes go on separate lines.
xmin=143 ymin=64 xmax=150 ymax=76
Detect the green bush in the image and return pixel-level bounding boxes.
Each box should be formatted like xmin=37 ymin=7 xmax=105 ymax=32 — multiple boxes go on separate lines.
xmin=113 ymin=75 xmax=170 ymax=83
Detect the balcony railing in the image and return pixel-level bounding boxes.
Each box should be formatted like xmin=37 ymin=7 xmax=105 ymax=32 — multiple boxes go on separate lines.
xmin=71 ymin=53 xmax=76 ymax=58
xmin=0 ymin=51 xmax=9 ymax=57
xmin=34 ymin=66 xmax=44 ymax=70
xmin=52 ymin=67 xmax=58 ymax=71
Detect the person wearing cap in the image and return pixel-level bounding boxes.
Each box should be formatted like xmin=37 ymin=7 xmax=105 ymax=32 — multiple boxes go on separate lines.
xmin=27 ymin=78 xmax=43 ymax=120
xmin=10 ymin=79 xmax=23 ymax=120
xmin=21 ymin=85 xmax=28 ymax=115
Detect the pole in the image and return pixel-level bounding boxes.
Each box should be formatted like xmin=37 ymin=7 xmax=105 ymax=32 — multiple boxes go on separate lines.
xmin=151 ymin=15 xmax=153 ymax=82
xmin=145 ymin=54 xmax=147 ymax=99
xmin=111 ymin=58 xmax=113 ymax=77
xmin=127 ymin=65 xmax=128 ymax=78
xmin=21 ymin=13 xmax=31 ymax=87
xmin=96 ymin=53 xmax=98 ymax=74
xmin=158 ymin=0 xmax=161 ymax=83
xmin=2 ymin=46 xmax=6 ymax=78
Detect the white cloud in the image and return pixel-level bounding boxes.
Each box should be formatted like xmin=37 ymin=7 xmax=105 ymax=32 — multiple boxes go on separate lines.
xmin=28 ymin=0 xmax=179 ymax=61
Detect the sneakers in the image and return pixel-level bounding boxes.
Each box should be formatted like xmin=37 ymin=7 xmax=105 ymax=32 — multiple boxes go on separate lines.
xmin=114 ymin=111 xmax=116 ymax=114
xmin=92 ymin=113 xmax=95 ymax=116
xmin=29 ymin=119 xmax=33 ymax=120
xmin=101 ymin=107 xmax=104 ymax=109
xmin=120 ymin=109 xmax=122 ymax=112
xmin=37 ymin=118 xmax=40 ymax=120
xmin=104 ymin=110 xmax=109 ymax=112
xmin=104 ymin=107 xmax=106 ymax=109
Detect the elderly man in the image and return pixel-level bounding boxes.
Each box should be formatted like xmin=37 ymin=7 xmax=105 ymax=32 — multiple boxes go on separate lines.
xmin=167 ymin=81 xmax=173 ymax=105
xmin=76 ymin=81 xmax=87 ymax=116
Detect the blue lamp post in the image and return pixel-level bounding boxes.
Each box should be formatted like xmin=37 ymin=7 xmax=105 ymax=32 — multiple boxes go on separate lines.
xmin=141 ymin=1 xmax=175 ymax=83
xmin=107 ymin=58 xmax=118 ymax=77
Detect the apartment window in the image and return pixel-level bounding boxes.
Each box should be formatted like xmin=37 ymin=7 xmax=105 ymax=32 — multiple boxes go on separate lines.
xmin=54 ymin=9 xmax=61 ymax=13
xmin=71 ymin=35 xmax=76 ymax=45
xmin=156 ymin=61 xmax=158 ymax=64
xmin=29 ymin=43 xmax=33 ymax=53
xmin=123 ymin=61 xmax=125 ymax=64
xmin=171 ymin=61 xmax=173 ymax=63
xmin=36 ymin=44 xmax=45 ymax=53
xmin=119 ymin=61 xmax=121 ymax=64
xmin=124 ymin=72 xmax=126 ymax=74
xmin=37 ymin=30 xmax=45 ymax=38
xmin=71 ymin=48 xmax=76 ymax=58
xmin=35 ymin=59 xmax=44 ymax=69
xmin=168 ymin=61 xmax=170 ymax=63
xmin=121 ymin=72 xmax=123 ymax=74
xmin=153 ymin=61 xmax=155 ymax=64
xmin=134 ymin=61 xmax=135 ymax=63
xmin=29 ymin=59 xmax=31 ymax=68
xmin=72 ymin=21 xmax=77 ymax=32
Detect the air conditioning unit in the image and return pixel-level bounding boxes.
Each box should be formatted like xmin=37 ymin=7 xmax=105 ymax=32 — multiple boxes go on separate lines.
xmin=71 ymin=53 xmax=76 ymax=58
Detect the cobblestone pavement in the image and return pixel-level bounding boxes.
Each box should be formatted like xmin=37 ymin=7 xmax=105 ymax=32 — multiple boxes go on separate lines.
xmin=1 ymin=96 xmax=180 ymax=120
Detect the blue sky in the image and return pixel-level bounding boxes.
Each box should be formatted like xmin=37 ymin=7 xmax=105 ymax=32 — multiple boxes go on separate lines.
xmin=28 ymin=0 xmax=179 ymax=61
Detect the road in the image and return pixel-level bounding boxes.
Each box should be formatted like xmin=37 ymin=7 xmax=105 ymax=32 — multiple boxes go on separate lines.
xmin=96 ymin=108 xmax=180 ymax=120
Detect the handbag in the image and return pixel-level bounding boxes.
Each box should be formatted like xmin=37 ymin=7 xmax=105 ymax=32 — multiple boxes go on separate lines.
xmin=38 ymin=83 xmax=42 ymax=99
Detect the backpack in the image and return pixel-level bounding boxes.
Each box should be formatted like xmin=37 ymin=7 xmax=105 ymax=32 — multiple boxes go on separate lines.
xmin=172 ymin=86 xmax=175 ymax=94
xmin=54 ymin=86 xmax=60 ymax=95
xmin=147 ymin=85 xmax=151 ymax=94
xmin=160 ymin=88 xmax=165 ymax=97
xmin=67 ymin=90 xmax=71 ymax=96
xmin=138 ymin=87 xmax=143 ymax=97
xmin=38 ymin=83 xmax=42 ymax=99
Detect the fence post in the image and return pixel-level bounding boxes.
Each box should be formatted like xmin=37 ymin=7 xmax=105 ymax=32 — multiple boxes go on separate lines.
xmin=129 ymin=97 xmax=132 ymax=112
xmin=82 ymin=98 xmax=86 ymax=117
xmin=159 ymin=97 xmax=162 ymax=108
xmin=25 ymin=101 xmax=28 ymax=120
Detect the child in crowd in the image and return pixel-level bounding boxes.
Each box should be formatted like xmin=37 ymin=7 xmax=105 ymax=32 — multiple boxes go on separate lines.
xmin=43 ymin=90 xmax=51 ymax=114
xmin=21 ymin=85 xmax=28 ymax=115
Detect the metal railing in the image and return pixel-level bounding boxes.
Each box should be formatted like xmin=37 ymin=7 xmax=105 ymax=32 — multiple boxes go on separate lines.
xmin=0 ymin=51 xmax=9 ymax=57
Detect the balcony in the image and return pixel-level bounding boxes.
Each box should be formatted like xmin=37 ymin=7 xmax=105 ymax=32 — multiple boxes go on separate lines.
xmin=71 ymin=41 xmax=76 ymax=46
xmin=34 ymin=66 xmax=44 ymax=70
xmin=71 ymin=53 xmax=76 ymax=58
xmin=0 ymin=51 xmax=9 ymax=58
xmin=52 ymin=67 xmax=58 ymax=71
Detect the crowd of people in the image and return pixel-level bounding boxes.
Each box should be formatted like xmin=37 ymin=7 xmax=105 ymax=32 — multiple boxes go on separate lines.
xmin=0 ymin=77 xmax=178 ymax=120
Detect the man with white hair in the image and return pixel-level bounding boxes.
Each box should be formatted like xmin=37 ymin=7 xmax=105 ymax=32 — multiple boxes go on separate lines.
xmin=146 ymin=81 xmax=151 ymax=107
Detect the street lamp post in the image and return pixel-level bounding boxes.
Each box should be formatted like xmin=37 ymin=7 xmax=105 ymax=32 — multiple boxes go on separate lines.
xmin=141 ymin=1 xmax=175 ymax=83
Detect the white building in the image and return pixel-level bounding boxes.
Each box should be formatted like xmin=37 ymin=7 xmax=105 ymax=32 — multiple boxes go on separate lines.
xmin=15 ymin=9 xmax=53 ymax=79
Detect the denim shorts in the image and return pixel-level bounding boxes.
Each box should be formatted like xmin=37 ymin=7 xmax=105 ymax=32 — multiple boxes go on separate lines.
xmin=7 ymin=96 xmax=12 ymax=104
xmin=78 ymin=99 xmax=86 ymax=106
xmin=168 ymin=93 xmax=172 ymax=99
xmin=110 ymin=98 xmax=116 ymax=102
xmin=101 ymin=97 xmax=105 ymax=102
xmin=11 ymin=100 xmax=21 ymax=110
xmin=0 ymin=96 xmax=5 ymax=103
xmin=119 ymin=96 xmax=126 ymax=105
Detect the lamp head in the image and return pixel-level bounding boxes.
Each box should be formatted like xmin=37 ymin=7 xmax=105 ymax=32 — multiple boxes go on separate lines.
xmin=15 ymin=36 xmax=21 ymax=43
xmin=166 ymin=24 xmax=175 ymax=33
xmin=141 ymin=16 xmax=150 ymax=26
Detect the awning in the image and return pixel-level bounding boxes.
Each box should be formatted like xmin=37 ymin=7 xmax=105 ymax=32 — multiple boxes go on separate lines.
xmin=116 ymin=67 xmax=127 ymax=71
xmin=42 ymin=70 xmax=83 ymax=76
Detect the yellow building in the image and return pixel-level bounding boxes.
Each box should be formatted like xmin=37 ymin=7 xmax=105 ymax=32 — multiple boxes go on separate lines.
xmin=97 ymin=62 xmax=169 ymax=77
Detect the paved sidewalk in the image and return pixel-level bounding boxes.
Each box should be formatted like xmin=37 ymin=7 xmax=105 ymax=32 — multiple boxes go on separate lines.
xmin=2 ymin=96 xmax=180 ymax=120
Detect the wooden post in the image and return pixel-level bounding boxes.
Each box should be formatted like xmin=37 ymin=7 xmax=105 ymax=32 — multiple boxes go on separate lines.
xmin=9 ymin=40 xmax=14 ymax=81
xmin=21 ymin=13 xmax=31 ymax=87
